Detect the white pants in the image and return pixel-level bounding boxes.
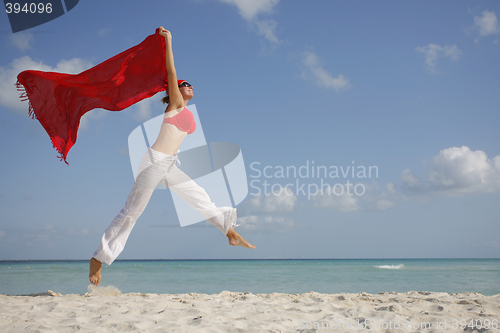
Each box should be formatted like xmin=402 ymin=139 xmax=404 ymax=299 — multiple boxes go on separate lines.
xmin=93 ymin=148 xmax=237 ymax=265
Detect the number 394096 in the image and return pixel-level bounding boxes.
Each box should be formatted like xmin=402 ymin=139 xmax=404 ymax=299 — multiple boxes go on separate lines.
xmin=5 ymin=3 xmax=53 ymax=14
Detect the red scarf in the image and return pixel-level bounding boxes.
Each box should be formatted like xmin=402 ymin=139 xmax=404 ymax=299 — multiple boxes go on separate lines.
xmin=16 ymin=29 xmax=167 ymax=164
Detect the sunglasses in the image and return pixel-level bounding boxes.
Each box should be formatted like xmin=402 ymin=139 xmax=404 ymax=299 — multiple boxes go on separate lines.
xmin=178 ymin=82 xmax=192 ymax=88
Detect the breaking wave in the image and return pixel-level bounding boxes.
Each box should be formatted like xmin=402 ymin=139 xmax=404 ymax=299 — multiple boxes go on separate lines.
xmin=374 ymin=264 xmax=405 ymax=269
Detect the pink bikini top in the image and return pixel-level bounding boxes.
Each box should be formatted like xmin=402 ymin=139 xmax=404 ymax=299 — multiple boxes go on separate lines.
xmin=163 ymin=107 xmax=196 ymax=134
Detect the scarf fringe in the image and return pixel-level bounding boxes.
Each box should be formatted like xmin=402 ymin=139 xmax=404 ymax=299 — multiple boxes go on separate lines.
xmin=16 ymin=80 xmax=37 ymax=120
xmin=17 ymin=80 xmax=67 ymax=164
xmin=50 ymin=141 xmax=69 ymax=165
xmin=53 ymin=145 xmax=69 ymax=164
xmin=56 ymin=151 xmax=69 ymax=165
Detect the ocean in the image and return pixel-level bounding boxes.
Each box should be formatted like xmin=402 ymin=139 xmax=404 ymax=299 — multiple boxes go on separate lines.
xmin=1 ymin=259 xmax=499 ymax=296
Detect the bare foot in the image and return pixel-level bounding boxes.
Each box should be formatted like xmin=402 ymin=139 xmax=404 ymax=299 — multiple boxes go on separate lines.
xmin=227 ymin=228 xmax=256 ymax=249
xmin=89 ymin=257 xmax=102 ymax=286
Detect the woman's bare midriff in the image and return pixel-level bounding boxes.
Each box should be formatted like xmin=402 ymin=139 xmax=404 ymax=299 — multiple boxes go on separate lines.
xmin=150 ymin=109 xmax=188 ymax=155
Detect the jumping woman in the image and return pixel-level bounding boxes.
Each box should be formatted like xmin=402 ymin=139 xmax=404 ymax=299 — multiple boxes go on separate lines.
xmin=89 ymin=27 xmax=255 ymax=286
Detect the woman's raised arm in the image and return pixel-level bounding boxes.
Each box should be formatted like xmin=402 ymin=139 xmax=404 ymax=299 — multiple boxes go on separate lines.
xmin=158 ymin=27 xmax=183 ymax=109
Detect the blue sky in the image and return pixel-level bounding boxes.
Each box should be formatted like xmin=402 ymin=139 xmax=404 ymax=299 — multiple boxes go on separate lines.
xmin=0 ymin=0 xmax=499 ymax=261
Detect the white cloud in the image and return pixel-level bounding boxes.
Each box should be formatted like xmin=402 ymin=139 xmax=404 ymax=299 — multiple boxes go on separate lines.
xmin=312 ymin=189 xmax=360 ymax=212
xmin=79 ymin=109 xmax=107 ymax=130
xmin=67 ymin=228 xmax=90 ymax=236
xmin=52 ymin=58 xmax=92 ymax=74
xmin=117 ymin=145 xmax=129 ymax=156
xmin=399 ymin=146 xmax=500 ymax=196
xmin=219 ymin=0 xmax=279 ymax=21
xmin=301 ymin=51 xmax=350 ymax=92
xmin=0 ymin=230 xmax=5 ymax=238
xmin=9 ymin=31 xmax=34 ymax=52
xmin=246 ymin=191 xmax=297 ymax=213
xmin=219 ymin=0 xmax=280 ymax=44
xmin=134 ymin=97 xmax=153 ymax=121
xmin=25 ymin=224 xmax=58 ymax=246
xmin=375 ymin=199 xmax=396 ymax=211
xmin=238 ymin=215 xmax=294 ymax=232
xmin=310 ymin=146 xmax=500 ymax=212
xmin=474 ymin=10 xmax=500 ymax=37
xmin=254 ymin=19 xmax=279 ymax=44
xmin=0 ymin=56 xmax=93 ymax=115
xmin=98 ymin=28 xmax=112 ymax=37
xmin=415 ymin=44 xmax=461 ymax=73
xmin=238 ymin=191 xmax=296 ymax=231
xmin=310 ymin=183 xmax=395 ymax=212
xmin=311 ymin=183 xmax=396 ymax=212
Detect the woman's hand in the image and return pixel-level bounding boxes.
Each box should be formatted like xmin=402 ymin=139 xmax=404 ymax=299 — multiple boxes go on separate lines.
xmin=158 ymin=26 xmax=171 ymax=41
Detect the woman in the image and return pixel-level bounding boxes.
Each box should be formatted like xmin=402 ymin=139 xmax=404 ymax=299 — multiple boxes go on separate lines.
xmin=89 ymin=27 xmax=255 ymax=286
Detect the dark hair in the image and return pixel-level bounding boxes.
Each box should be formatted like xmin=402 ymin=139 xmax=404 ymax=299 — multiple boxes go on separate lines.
xmin=162 ymin=94 xmax=169 ymax=104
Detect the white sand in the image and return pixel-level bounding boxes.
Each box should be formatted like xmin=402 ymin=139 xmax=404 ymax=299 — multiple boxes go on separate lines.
xmin=0 ymin=288 xmax=499 ymax=332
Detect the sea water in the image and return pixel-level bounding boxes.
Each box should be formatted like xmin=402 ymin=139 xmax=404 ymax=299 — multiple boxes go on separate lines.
xmin=0 ymin=259 xmax=498 ymax=296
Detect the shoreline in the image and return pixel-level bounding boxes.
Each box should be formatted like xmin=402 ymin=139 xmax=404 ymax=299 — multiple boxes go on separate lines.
xmin=2 ymin=257 xmax=499 ymax=262
xmin=2 ymin=289 xmax=500 ymax=297
xmin=1 ymin=290 xmax=499 ymax=332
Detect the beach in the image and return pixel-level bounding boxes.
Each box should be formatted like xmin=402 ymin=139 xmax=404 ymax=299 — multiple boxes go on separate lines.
xmin=1 ymin=259 xmax=499 ymax=332
xmin=1 ymin=288 xmax=499 ymax=333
